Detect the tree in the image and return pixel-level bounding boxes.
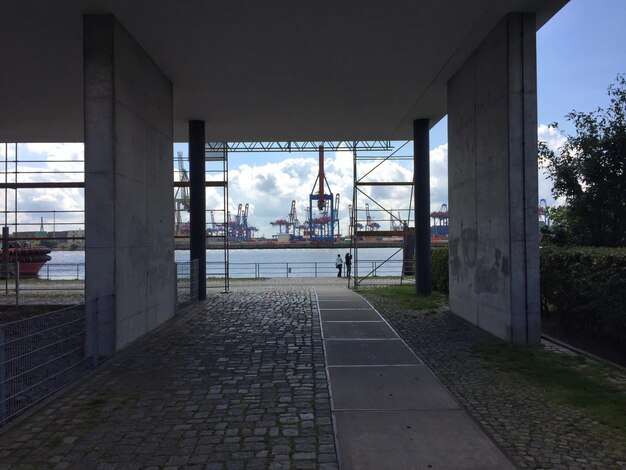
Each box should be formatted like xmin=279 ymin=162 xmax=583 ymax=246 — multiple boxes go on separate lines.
xmin=539 ymin=75 xmax=626 ymax=247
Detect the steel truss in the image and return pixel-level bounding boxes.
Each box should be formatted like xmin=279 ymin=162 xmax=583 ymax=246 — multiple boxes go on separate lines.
xmin=350 ymin=141 xmax=415 ymax=288
xmin=206 ymin=141 xmax=392 ymax=153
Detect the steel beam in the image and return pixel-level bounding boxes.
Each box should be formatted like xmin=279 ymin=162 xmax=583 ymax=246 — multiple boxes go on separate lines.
xmin=189 ymin=120 xmax=206 ymax=300
xmin=414 ymin=119 xmax=431 ymax=295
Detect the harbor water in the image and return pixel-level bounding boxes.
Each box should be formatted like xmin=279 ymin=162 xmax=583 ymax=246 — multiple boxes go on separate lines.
xmin=42 ymin=247 xmax=406 ymax=280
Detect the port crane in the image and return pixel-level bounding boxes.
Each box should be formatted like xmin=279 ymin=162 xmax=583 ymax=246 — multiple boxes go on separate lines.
xmin=308 ymin=145 xmax=336 ymax=241
xmin=174 ymin=151 xmax=190 ymax=235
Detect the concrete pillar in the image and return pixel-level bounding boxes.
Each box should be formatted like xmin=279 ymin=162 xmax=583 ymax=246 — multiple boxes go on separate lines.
xmin=84 ymin=15 xmax=175 ymax=354
xmin=413 ymin=119 xmax=431 ymax=296
xmin=189 ymin=121 xmax=207 ymax=300
xmin=447 ymin=13 xmax=540 ymax=344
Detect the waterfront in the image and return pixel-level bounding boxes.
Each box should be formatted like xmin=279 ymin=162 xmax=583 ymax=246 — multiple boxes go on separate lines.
xmin=43 ymin=247 xmax=405 ymax=280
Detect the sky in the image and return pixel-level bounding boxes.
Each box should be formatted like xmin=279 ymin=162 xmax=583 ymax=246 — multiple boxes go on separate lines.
xmin=2 ymin=0 xmax=626 ymax=238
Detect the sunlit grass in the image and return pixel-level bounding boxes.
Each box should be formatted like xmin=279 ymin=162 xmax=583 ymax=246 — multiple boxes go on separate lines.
xmin=360 ymin=285 xmax=447 ymax=311
xmin=473 ymin=343 xmax=626 ymax=436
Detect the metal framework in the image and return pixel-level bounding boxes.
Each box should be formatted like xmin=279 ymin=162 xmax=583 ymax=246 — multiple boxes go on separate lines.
xmin=206 ymin=141 xmax=392 ymax=152
xmin=350 ymin=141 xmax=415 ymax=288
xmin=203 ymin=143 xmax=229 ymax=293
xmin=1 ymin=143 xmax=85 ymax=244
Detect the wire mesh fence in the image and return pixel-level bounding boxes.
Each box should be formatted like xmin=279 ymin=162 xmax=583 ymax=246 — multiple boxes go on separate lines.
xmin=176 ymin=260 xmax=199 ymax=310
xmin=0 ymin=304 xmax=88 ymax=425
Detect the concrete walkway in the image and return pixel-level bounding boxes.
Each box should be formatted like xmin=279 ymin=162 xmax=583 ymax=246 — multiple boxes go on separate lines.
xmin=315 ymin=286 xmax=514 ymax=470
xmin=0 ymin=282 xmax=515 ymax=469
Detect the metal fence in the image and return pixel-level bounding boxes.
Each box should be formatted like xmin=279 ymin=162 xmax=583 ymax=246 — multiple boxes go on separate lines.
xmin=1 ymin=263 xmax=85 ymax=306
xmin=223 ymin=259 xmax=405 ymax=279
xmin=176 ymin=260 xmax=199 ymax=310
xmin=0 ymin=304 xmax=88 ymax=425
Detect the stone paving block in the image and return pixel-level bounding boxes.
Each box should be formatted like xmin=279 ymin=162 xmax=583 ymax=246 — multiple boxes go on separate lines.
xmin=0 ymin=288 xmax=338 ymax=469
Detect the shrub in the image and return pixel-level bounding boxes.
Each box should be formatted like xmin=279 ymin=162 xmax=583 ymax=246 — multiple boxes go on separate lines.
xmin=540 ymin=245 xmax=626 ymax=343
xmin=431 ymin=247 xmax=449 ymax=294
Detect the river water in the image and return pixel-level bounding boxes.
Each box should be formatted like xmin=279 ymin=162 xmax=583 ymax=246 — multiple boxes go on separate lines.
xmin=44 ymin=247 xmax=405 ymax=279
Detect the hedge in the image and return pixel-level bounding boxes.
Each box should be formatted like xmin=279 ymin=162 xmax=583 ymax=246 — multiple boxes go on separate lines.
xmin=540 ymin=245 xmax=626 ymax=343
xmin=431 ymin=247 xmax=449 ymax=294
xmin=429 ymin=245 xmax=626 ymax=344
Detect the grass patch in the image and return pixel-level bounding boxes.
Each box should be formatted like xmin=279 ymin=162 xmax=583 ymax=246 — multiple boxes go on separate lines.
xmin=360 ymin=285 xmax=447 ymax=311
xmin=473 ymin=343 xmax=626 ymax=435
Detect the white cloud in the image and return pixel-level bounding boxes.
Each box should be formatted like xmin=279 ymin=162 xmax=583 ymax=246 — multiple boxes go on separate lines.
xmin=537 ymin=123 xmax=566 ymax=206
xmin=3 ymin=134 xmax=559 ymax=238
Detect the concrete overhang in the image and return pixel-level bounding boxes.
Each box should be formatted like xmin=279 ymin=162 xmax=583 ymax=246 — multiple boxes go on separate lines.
xmin=1 ymin=0 xmax=567 ymax=142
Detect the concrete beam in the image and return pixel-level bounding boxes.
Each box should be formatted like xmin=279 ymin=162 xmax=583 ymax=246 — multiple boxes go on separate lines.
xmin=447 ymin=13 xmax=540 ymax=344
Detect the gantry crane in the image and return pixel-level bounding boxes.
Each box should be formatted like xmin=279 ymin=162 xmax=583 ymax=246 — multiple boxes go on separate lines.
xmin=174 ymin=151 xmax=191 ymax=235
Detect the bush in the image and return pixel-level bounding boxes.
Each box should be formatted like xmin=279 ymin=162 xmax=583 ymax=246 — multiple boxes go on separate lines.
xmin=431 ymin=247 xmax=449 ymax=294
xmin=540 ymin=245 xmax=626 ymax=343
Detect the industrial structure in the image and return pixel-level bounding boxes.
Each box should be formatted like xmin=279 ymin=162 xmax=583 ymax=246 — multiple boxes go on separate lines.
xmin=308 ymin=146 xmax=337 ymax=241
xmin=228 ymin=203 xmax=257 ymax=241
xmin=430 ymin=204 xmax=449 ymax=238
xmin=1 ymin=1 xmax=567 ymax=368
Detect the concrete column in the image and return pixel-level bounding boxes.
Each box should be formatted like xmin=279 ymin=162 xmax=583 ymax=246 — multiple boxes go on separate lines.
xmin=447 ymin=13 xmax=540 ymax=344
xmin=84 ymin=15 xmax=175 ymax=354
xmin=413 ymin=119 xmax=431 ymax=296
xmin=189 ymin=121 xmax=206 ymax=300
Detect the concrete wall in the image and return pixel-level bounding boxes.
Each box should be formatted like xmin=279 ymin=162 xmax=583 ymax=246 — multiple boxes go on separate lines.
xmin=84 ymin=15 xmax=175 ymax=354
xmin=447 ymin=13 xmax=540 ymax=344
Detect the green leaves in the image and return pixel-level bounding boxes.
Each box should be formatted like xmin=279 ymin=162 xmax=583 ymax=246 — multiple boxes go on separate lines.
xmin=539 ymin=75 xmax=626 ymax=247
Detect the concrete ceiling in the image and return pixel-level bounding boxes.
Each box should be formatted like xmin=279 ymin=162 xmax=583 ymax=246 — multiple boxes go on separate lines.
xmin=1 ymin=0 xmax=567 ymax=142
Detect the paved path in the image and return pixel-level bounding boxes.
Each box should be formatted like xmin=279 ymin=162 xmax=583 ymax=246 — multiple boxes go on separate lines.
xmin=0 ymin=286 xmax=337 ymax=469
xmin=315 ymin=286 xmax=513 ymax=470
xmin=4 ymin=280 xmax=622 ymax=469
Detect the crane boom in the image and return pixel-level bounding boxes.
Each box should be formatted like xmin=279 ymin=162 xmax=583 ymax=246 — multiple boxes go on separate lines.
xmin=318 ymin=145 xmax=325 ymax=210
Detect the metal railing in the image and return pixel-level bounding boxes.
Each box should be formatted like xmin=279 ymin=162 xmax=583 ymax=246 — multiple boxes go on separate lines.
xmin=220 ymin=259 xmax=405 ymax=279
xmin=1 ymin=263 xmax=85 ymax=306
xmin=0 ymin=304 xmax=88 ymax=425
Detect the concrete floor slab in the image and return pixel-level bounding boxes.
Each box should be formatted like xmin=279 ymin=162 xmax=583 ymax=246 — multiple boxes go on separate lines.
xmin=325 ymin=339 xmax=421 ymax=365
xmin=329 ymin=366 xmax=459 ymax=410
xmin=323 ymin=321 xmax=397 ymax=339
xmin=318 ymin=299 xmax=371 ymax=309
xmin=334 ymin=410 xmax=514 ymax=470
xmin=320 ymin=309 xmax=382 ymax=321
xmin=315 ymin=286 xmax=352 ymax=295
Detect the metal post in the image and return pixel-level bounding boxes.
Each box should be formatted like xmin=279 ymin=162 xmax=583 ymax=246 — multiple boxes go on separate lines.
xmin=15 ymin=261 xmax=19 ymax=306
xmin=0 ymin=326 xmax=6 ymax=425
xmin=86 ymin=297 xmax=100 ymax=368
xmin=189 ymin=121 xmax=207 ymax=300
xmin=2 ymin=227 xmax=8 ymax=294
xmin=174 ymin=262 xmax=178 ymax=311
xmin=414 ymin=119 xmax=432 ymax=295
xmin=191 ymin=260 xmax=199 ymax=301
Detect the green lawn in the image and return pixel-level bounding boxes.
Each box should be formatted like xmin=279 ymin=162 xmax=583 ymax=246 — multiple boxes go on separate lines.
xmin=359 ymin=285 xmax=448 ymax=311
xmin=473 ymin=343 xmax=626 ymax=437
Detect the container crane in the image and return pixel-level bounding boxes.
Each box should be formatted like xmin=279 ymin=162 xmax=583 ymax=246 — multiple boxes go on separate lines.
xmin=309 ymin=145 xmax=336 ymax=241
xmin=174 ymin=151 xmax=191 ymax=235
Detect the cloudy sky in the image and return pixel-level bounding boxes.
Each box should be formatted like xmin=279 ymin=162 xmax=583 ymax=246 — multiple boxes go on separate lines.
xmin=2 ymin=0 xmax=625 ymax=237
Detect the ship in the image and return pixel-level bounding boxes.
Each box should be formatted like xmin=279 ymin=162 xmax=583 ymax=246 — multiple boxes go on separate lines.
xmin=0 ymin=240 xmax=52 ymax=277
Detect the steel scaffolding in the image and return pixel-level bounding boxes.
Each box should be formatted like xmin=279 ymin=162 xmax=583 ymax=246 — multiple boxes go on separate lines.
xmin=350 ymin=141 xmax=415 ymax=288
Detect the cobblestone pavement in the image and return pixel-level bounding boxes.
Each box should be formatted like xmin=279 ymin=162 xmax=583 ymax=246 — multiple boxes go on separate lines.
xmin=0 ymin=285 xmax=338 ymax=470
xmin=360 ymin=290 xmax=626 ymax=470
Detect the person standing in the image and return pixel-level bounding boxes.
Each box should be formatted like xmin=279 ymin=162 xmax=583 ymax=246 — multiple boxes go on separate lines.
xmin=335 ymin=254 xmax=343 ymax=277
xmin=344 ymin=252 xmax=352 ymax=278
